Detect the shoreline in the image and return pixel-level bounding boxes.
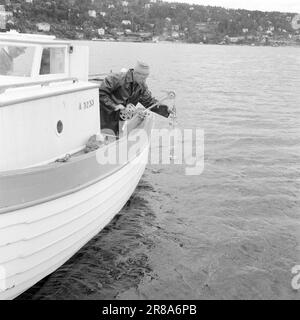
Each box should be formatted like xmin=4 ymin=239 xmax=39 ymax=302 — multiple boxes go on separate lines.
xmin=84 ymin=39 xmax=300 ymax=48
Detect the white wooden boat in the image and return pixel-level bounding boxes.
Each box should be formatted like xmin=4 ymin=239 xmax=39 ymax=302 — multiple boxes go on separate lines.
xmin=0 ymin=32 xmax=154 ymax=299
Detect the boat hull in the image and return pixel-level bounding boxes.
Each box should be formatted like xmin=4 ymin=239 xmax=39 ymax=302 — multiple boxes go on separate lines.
xmin=0 ymin=116 xmax=153 ymax=300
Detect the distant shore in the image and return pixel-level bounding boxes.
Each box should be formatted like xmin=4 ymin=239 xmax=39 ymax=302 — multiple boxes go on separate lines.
xmin=87 ymin=38 xmax=300 ymax=47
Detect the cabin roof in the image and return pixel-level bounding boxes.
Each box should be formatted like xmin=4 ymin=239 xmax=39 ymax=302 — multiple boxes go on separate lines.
xmin=0 ymin=31 xmax=70 ymax=45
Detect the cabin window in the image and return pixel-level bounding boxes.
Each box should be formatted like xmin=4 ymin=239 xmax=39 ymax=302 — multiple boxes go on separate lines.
xmin=40 ymin=47 xmax=66 ymax=75
xmin=0 ymin=45 xmax=34 ymax=77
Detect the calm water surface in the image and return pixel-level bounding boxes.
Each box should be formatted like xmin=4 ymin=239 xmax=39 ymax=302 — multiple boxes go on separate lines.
xmin=21 ymin=43 xmax=300 ymax=300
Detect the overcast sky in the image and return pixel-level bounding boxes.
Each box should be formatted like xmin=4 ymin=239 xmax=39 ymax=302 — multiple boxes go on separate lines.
xmin=168 ymin=0 xmax=300 ymax=13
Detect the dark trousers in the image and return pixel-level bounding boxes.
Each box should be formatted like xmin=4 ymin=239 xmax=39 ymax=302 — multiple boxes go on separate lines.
xmin=100 ymin=104 xmax=120 ymax=136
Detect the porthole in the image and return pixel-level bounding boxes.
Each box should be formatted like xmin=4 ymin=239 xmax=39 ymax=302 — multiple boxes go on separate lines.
xmin=56 ymin=120 xmax=63 ymax=135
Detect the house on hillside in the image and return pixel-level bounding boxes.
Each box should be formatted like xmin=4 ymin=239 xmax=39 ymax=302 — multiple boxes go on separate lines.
xmin=195 ymin=23 xmax=211 ymax=32
xmin=122 ymin=20 xmax=131 ymax=25
xmin=228 ymin=36 xmax=244 ymax=43
xmin=88 ymin=10 xmax=96 ymax=18
xmin=36 ymin=22 xmax=51 ymax=32
xmin=98 ymin=28 xmax=105 ymax=36
xmin=171 ymin=31 xmax=179 ymax=38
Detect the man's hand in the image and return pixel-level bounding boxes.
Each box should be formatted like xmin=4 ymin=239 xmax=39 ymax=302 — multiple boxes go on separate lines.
xmin=115 ymin=104 xmax=125 ymax=111
xmin=165 ymin=105 xmax=175 ymax=115
xmin=158 ymin=104 xmax=173 ymax=118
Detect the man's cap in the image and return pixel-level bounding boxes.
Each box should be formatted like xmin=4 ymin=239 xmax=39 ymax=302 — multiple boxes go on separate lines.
xmin=134 ymin=61 xmax=150 ymax=75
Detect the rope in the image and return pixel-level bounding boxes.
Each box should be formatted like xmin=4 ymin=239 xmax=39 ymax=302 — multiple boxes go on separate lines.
xmin=55 ymin=154 xmax=71 ymax=163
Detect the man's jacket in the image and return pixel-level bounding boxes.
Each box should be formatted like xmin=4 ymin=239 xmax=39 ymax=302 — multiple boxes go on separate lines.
xmin=99 ymin=69 xmax=169 ymax=134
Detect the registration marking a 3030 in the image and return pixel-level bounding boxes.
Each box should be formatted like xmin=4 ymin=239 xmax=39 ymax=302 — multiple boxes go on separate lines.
xmin=79 ymin=99 xmax=94 ymax=110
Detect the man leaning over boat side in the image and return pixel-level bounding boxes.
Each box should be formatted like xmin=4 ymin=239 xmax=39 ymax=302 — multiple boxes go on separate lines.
xmin=99 ymin=61 xmax=171 ymax=135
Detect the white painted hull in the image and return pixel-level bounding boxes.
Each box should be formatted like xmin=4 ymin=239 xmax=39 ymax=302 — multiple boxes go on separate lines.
xmin=0 ymin=144 xmax=149 ymax=300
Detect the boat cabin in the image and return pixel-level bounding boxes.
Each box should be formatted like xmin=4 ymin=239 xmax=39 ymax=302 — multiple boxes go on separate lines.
xmin=0 ymin=33 xmax=154 ymax=300
xmin=0 ymin=32 xmax=89 ymax=81
xmin=0 ymin=32 xmax=100 ymax=172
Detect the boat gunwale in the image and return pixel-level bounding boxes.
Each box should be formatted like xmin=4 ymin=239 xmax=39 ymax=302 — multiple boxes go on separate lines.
xmin=0 ymin=116 xmax=154 ymax=215
xmin=0 ymin=147 xmax=144 ymax=236
xmin=0 ymin=158 xmax=146 ymax=266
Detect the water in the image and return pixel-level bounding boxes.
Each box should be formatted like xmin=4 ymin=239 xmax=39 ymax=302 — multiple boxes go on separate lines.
xmin=20 ymin=43 xmax=300 ymax=300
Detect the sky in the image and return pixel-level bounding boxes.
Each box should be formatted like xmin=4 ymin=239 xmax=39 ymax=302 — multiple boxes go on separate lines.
xmin=168 ymin=0 xmax=300 ymax=13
